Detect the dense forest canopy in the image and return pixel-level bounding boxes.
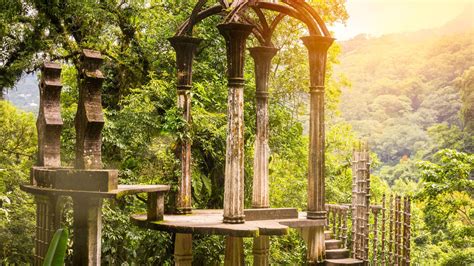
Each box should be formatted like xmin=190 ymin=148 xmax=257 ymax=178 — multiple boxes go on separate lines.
xmin=0 ymin=0 xmax=473 ymax=265
xmin=338 ymin=8 xmax=474 ymax=165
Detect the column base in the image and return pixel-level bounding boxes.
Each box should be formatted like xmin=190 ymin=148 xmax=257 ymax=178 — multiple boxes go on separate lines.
xmin=176 ymin=207 xmax=193 ymax=215
xmin=307 ymin=211 xmax=327 ymax=220
xmin=223 ymin=215 xmax=245 ymax=224
xmin=251 ymin=205 xmax=270 ymax=209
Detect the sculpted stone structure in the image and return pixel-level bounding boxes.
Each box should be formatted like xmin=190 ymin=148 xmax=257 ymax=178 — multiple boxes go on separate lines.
xmin=132 ymin=1 xmax=336 ymax=265
xmin=21 ymin=1 xmax=412 ymax=265
xmin=22 ymin=51 xmax=170 ymax=266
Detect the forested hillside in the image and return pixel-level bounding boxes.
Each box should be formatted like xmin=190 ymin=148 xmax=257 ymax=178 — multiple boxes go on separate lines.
xmin=338 ymin=9 xmax=473 ymax=165
xmin=335 ymin=11 xmax=474 ymax=264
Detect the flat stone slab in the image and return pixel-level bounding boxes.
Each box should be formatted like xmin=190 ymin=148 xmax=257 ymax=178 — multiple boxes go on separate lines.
xmin=21 ymin=184 xmax=170 ymax=199
xmin=131 ymin=209 xmax=325 ymax=237
xmin=31 ymin=167 xmax=118 ymax=192
xmin=244 ymin=208 xmax=298 ymax=221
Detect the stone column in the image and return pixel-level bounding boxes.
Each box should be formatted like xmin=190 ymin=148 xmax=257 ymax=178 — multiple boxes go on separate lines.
xmin=301 ymin=35 xmax=334 ymax=264
xmin=174 ymin=233 xmax=193 ymax=266
xmin=224 ymin=236 xmax=245 ymax=266
xmin=73 ymin=49 xmax=105 ymax=266
xmin=218 ymin=23 xmax=254 ymax=224
xmin=253 ymin=235 xmax=270 ymax=266
xmin=35 ymin=62 xmax=63 ymax=265
xmin=249 ymin=46 xmax=277 ymax=266
xmin=169 ymin=36 xmax=201 ymax=214
xmin=301 ymin=226 xmax=326 ymax=264
xmin=301 ymin=35 xmax=333 ymax=220
xmin=248 ymin=46 xmax=278 ymax=209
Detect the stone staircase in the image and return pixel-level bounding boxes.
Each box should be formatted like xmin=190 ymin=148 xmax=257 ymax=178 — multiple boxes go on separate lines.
xmin=324 ymin=230 xmax=363 ymax=266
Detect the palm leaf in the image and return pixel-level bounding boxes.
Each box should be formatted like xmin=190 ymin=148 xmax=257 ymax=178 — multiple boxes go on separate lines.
xmin=43 ymin=228 xmax=68 ymax=266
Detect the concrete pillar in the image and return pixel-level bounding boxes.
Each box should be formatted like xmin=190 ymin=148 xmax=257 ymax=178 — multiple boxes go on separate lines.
xmin=169 ymin=36 xmax=201 ymax=214
xmin=301 ymin=35 xmax=334 ymax=264
xmin=35 ymin=62 xmax=63 ymax=265
xmin=224 ymin=236 xmax=244 ymax=266
xmin=174 ymin=233 xmax=193 ymax=266
xmin=72 ymin=197 xmax=102 ymax=266
xmin=253 ymin=235 xmax=270 ymax=266
xmin=249 ymin=47 xmax=278 ymax=209
xmin=218 ymin=23 xmax=254 ymax=224
xmin=301 ymin=35 xmax=333 ymax=219
xmin=301 ymin=226 xmax=326 ymax=265
xmin=72 ymin=49 xmax=105 ymax=265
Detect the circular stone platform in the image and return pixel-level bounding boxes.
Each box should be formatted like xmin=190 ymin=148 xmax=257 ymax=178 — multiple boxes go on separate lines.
xmin=131 ymin=209 xmax=325 ymax=237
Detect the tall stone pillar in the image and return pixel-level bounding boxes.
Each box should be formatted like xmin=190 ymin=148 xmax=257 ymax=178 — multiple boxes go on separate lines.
xmin=301 ymin=35 xmax=334 ymax=219
xmin=34 ymin=62 xmax=63 ymax=265
xmin=218 ymin=23 xmax=253 ymax=224
xmin=249 ymin=46 xmax=277 ymax=266
xmin=174 ymin=233 xmax=193 ymax=266
xmin=248 ymin=46 xmax=278 ymax=209
xmin=253 ymin=235 xmax=270 ymax=266
xmin=301 ymin=35 xmax=334 ymax=264
xmin=73 ymin=49 xmax=105 ymax=265
xmin=224 ymin=236 xmax=245 ymax=266
xmin=169 ymin=36 xmax=201 ymax=214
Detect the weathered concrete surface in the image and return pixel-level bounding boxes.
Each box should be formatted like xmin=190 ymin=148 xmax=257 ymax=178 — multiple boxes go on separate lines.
xmin=174 ymin=233 xmax=193 ymax=266
xmin=169 ymin=36 xmax=201 ymax=214
xmin=131 ymin=209 xmax=324 ymax=237
xmin=218 ymin=23 xmax=254 ymax=224
xmin=249 ymin=46 xmax=278 ymax=209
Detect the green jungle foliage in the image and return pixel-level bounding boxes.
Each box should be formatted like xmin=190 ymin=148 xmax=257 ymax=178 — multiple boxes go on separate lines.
xmin=0 ymin=0 xmax=472 ymax=265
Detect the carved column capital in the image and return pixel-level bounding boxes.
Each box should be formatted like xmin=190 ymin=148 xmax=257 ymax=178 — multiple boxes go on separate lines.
xmin=169 ymin=36 xmax=202 ymax=90
xmin=249 ymin=46 xmax=278 ymax=94
xmin=218 ymin=23 xmax=254 ymax=84
xmin=301 ymin=36 xmax=334 ymax=87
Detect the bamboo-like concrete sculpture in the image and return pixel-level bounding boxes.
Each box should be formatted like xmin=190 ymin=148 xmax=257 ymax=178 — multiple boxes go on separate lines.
xmin=34 ymin=62 xmax=63 ymax=265
xmin=22 ymin=51 xmax=170 ymax=266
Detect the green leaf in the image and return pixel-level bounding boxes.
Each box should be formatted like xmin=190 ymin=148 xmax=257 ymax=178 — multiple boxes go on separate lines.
xmin=43 ymin=228 xmax=68 ymax=266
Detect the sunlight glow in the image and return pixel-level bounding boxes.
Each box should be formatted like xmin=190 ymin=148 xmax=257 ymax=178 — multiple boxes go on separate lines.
xmin=329 ymin=0 xmax=474 ymax=40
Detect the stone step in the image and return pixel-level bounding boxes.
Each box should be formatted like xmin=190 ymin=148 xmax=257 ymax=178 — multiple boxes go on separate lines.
xmin=326 ymin=248 xmax=350 ymax=259
xmin=325 ymin=258 xmax=364 ymax=266
xmin=325 ymin=230 xmax=332 ymax=240
xmin=325 ymin=239 xmax=342 ymax=250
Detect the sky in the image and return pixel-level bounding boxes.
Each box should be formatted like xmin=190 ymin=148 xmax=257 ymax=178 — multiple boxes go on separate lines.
xmin=329 ymin=0 xmax=474 ymax=40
